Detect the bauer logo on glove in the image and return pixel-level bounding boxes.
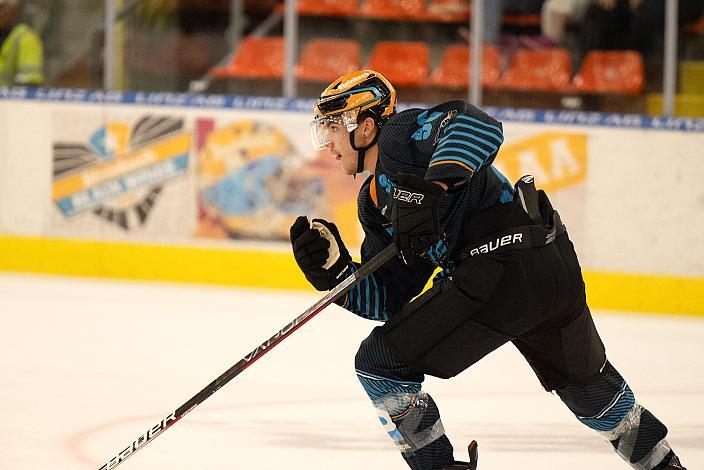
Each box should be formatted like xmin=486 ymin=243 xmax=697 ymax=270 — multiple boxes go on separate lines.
xmin=392 ymin=188 xmax=425 ymax=205
xmin=390 ymin=173 xmax=446 ymax=264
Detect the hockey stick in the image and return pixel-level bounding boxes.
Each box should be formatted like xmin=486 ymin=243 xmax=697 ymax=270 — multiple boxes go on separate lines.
xmin=98 ymin=243 xmax=398 ymax=470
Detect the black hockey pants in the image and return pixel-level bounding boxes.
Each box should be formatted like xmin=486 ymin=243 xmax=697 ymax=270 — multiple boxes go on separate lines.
xmin=355 ymin=201 xmax=672 ymax=470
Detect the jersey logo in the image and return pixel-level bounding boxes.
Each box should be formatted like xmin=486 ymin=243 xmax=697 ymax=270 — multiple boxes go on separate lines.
xmin=411 ymin=111 xmax=443 ymax=141
xmin=393 ymin=188 xmax=424 ymax=204
xmin=378 ymin=173 xmax=393 ymax=194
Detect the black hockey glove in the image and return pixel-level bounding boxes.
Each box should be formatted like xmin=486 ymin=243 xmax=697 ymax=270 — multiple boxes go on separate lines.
xmin=290 ymin=216 xmax=352 ymax=291
xmin=390 ymin=173 xmax=446 ymax=265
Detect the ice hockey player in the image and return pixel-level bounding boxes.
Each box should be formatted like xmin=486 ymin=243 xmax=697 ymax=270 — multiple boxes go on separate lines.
xmin=289 ymin=69 xmax=686 ymax=470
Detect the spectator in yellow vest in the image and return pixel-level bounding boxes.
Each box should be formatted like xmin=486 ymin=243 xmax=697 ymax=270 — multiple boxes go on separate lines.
xmin=0 ymin=0 xmax=43 ymax=86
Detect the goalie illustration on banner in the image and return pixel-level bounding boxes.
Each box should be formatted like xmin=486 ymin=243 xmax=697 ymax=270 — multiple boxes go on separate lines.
xmin=193 ymin=118 xmax=363 ymax=244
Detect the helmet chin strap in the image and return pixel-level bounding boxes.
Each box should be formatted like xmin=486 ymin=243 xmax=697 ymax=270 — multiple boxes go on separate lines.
xmin=349 ymin=126 xmax=380 ymax=174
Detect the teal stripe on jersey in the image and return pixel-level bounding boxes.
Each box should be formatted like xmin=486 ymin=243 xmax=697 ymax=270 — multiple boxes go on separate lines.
xmin=365 ymin=277 xmax=371 ymax=318
xmin=354 ymin=284 xmax=364 ymax=314
xmin=437 ymin=136 xmax=493 ymax=157
xmin=345 ymin=263 xmax=387 ymax=321
xmin=440 ymin=126 xmax=500 ymax=153
xmin=369 ymin=273 xmax=380 ymax=320
xmin=455 ymin=115 xmax=504 ymax=141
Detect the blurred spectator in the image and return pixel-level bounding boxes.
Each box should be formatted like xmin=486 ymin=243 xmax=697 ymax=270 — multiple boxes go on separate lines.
xmin=484 ymin=0 xmax=546 ymax=44
xmin=580 ymin=0 xmax=632 ymax=52
xmin=0 ymin=0 xmax=44 ymax=86
xmin=628 ymin=0 xmax=704 ymax=55
xmin=459 ymin=1 xmax=546 ymax=46
xmin=541 ymin=0 xmax=592 ymax=46
xmin=176 ymin=0 xmax=229 ymax=34
xmin=175 ymin=0 xmax=280 ymax=35
xmin=242 ymin=0 xmax=281 ymax=34
xmin=581 ymin=0 xmax=704 ymax=56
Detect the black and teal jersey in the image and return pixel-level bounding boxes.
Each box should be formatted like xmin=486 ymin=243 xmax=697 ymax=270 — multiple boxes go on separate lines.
xmin=337 ymin=100 xmax=514 ymax=321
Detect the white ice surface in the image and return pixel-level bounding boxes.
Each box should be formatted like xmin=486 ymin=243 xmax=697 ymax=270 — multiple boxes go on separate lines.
xmin=0 ymin=273 xmax=702 ymax=470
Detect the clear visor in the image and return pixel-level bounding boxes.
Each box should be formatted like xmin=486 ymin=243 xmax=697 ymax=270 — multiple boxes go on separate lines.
xmin=310 ymin=109 xmax=359 ymax=150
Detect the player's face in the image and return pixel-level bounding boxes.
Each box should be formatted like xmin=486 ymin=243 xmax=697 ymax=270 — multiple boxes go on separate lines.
xmin=310 ymin=110 xmax=361 ymax=175
xmin=323 ymin=122 xmax=358 ymax=175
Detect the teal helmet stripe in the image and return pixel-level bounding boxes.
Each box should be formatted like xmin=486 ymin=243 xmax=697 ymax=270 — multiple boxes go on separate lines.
xmin=317 ymin=86 xmax=384 ymax=117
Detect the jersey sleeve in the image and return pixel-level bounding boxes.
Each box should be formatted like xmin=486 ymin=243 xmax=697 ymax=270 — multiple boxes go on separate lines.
xmin=337 ymin=179 xmax=436 ymax=321
xmin=425 ymin=102 xmax=504 ymax=184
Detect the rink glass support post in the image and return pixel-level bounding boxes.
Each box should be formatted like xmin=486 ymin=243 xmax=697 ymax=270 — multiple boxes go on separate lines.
xmin=283 ymin=0 xmax=298 ymax=98
xmin=662 ymin=0 xmax=679 ymax=116
xmin=469 ymin=0 xmax=484 ymax=107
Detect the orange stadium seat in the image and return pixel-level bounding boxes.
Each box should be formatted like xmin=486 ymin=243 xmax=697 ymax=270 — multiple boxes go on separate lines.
xmin=432 ymin=44 xmax=501 ymax=88
xmin=360 ymin=0 xmax=425 ymax=20
xmin=296 ymin=39 xmax=361 ymax=82
xmin=498 ymin=48 xmax=572 ymax=91
xmin=210 ymin=36 xmax=284 ymax=79
xmin=572 ymin=50 xmax=644 ymax=95
xmin=298 ymin=0 xmax=357 ymax=17
xmin=502 ymin=12 xmax=541 ymax=27
xmin=366 ymin=41 xmax=430 ymax=87
xmin=424 ymin=3 xmax=539 ymax=25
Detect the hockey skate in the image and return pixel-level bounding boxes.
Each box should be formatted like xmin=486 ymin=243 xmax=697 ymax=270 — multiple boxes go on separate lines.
xmin=440 ymin=440 xmax=478 ymax=470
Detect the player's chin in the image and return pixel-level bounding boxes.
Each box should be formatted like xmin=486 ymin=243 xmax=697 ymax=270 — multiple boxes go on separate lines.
xmin=339 ymin=161 xmax=354 ymax=175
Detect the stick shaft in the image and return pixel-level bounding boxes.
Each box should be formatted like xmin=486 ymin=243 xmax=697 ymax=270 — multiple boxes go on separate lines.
xmin=98 ymin=244 xmax=397 ymax=470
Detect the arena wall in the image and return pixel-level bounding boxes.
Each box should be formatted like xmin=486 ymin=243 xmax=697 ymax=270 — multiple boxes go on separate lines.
xmin=1 ymin=87 xmax=702 ymax=315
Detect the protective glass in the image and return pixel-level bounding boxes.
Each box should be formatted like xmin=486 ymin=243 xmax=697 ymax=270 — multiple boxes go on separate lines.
xmin=310 ymin=109 xmax=359 ymax=150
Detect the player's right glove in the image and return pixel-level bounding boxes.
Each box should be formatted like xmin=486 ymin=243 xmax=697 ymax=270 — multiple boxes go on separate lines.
xmin=290 ymin=216 xmax=352 ymax=291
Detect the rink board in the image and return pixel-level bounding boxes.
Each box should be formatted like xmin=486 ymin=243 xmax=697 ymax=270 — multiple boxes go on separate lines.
xmin=1 ymin=234 xmax=702 ymax=317
xmin=0 ymin=88 xmax=703 ymax=315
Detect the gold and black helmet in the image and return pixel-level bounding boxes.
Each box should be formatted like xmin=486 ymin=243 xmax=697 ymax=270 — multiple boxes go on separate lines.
xmin=315 ymin=70 xmax=396 ymax=121
xmin=311 ymin=70 xmax=396 ymax=151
